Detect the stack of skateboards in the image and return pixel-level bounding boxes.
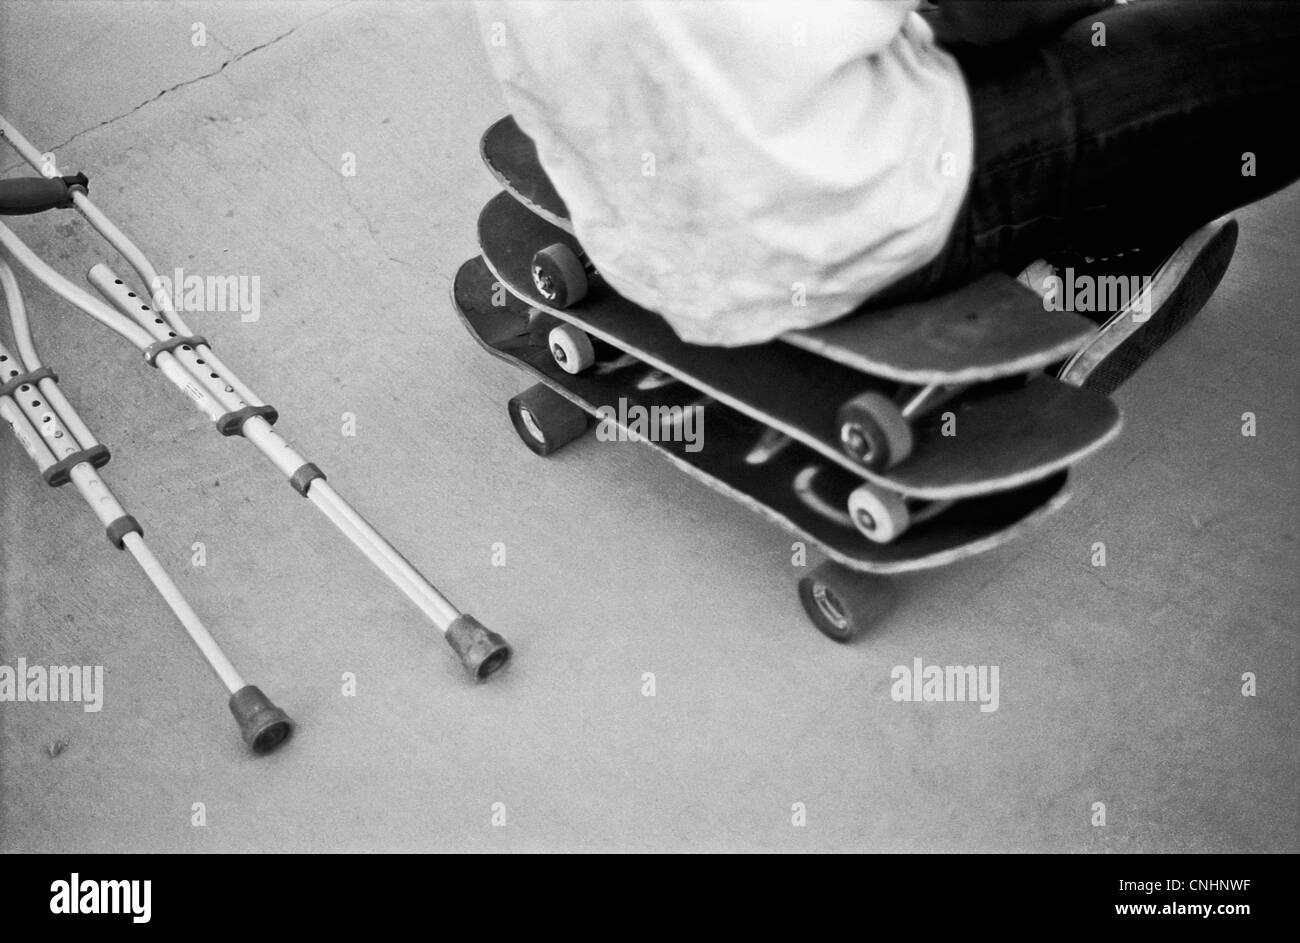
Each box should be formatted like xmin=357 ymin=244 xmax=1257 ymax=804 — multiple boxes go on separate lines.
xmin=452 ymin=115 xmax=1124 ymax=641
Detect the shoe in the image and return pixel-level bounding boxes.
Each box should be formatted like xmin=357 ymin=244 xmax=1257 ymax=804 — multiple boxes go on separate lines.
xmin=1018 ymin=216 xmax=1239 ymax=395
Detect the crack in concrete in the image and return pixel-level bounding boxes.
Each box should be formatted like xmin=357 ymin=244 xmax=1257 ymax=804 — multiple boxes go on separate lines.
xmin=2 ymin=2 xmax=351 ymax=173
xmin=290 ymin=114 xmax=416 ymax=269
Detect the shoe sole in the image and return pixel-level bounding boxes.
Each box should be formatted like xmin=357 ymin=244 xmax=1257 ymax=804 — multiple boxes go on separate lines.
xmin=1057 ymin=215 xmax=1239 ymax=396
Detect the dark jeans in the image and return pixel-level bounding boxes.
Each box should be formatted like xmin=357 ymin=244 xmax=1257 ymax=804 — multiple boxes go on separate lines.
xmin=874 ymin=0 xmax=1300 ymax=304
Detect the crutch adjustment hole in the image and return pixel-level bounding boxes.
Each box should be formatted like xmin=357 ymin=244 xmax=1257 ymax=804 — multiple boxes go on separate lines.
xmin=126 ymin=291 xmax=136 ymax=298
xmin=113 ymin=279 xmax=122 ymax=285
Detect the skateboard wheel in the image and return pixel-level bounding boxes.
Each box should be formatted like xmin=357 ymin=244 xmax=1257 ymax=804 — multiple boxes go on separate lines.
xmin=846 ymin=483 xmax=911 ymax=543
xmin=532 ymin=243 xmax=588 ymax=308
xmin=548 ymin=324 xmax=596 ymax=374
xmin=837 ymin=391 xmax=913 ymax=470
xmin=797 ymin=561 xmax=896 ymax=643
xmin=507 ymin=383 xmax=588 ymax=456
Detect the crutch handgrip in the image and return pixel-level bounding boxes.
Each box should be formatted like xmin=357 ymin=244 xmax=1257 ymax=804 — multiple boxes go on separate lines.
xmin=0 ymin=174 xmax=87 ymax=215
xmin=228 ymin=685 xmax=294 ymax=754
xmin=444 ymin=614 xmax=512 ymax=681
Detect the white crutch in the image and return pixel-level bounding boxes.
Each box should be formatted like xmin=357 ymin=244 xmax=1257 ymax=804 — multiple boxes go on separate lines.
xmin=0 ymin=114 xmax=510 ymax=681
xmin=0 ymin=259 xmax=292 ymax=753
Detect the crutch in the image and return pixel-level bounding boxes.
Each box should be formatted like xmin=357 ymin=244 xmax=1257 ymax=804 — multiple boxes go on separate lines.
xmin=0 ymin=257 xmax=293 ymax=754
xmin=0 ymin=114 xmax=511 ymax=681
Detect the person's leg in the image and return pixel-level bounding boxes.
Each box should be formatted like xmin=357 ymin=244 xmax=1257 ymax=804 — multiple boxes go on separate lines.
xmin=876 ymin=0 xmax=1300 ymax=304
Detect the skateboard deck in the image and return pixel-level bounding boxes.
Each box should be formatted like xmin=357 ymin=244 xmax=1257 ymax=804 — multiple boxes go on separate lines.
xmin=452 ymin=255 xmax=1072 ymax=575
xmin=481 ymin=114 xmax=1099 ymax=383
xmin=477 ymin=191 xmax=1122 ymax=501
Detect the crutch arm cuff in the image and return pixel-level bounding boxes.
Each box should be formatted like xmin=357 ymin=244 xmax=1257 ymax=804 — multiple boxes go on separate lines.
xmin=105 ymin=514 xmax=143 ymax=549
xmin=42 ymin=443 xmax=111 ymax=487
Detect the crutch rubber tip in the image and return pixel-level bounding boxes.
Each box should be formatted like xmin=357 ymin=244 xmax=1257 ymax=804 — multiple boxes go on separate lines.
xmin=228 ymin=685 xmax=294 ymax=755
xmin=445 ymin=614 xmax=512 ymax=682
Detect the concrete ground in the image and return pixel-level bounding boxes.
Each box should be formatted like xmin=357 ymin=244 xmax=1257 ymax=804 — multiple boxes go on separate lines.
xmin=0 ymin=2 xmax=1295 ymax=853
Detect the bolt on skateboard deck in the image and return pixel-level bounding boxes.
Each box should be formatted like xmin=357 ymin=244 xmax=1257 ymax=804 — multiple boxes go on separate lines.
xmin=481 ymin=113 xmax=1101 ymax=382
xmin=452 ymin=255 xmax=1072 ymax=640
xmin=477 ymin=190 xmax=1122 ymax=504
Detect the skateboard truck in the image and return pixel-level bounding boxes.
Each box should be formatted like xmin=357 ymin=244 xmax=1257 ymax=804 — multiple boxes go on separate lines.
xmin=0 ymin=113 xmax=512 ymax=690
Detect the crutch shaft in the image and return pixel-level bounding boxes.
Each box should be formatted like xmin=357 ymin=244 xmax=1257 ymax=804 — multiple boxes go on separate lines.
xmin=299 ymin=481 xmax=509 ymax=679
xmin=0 ymin=114 xmax=49 ymax=171
xmin=0 ymin=396 xmax=58 ymax=473
xmin=116 ymin=528 xmax=246 ymax=693
xmin=306 ymin=480 xmax=461 ymax=629
xmin=0 ymin=221 xmax=155 ymax=347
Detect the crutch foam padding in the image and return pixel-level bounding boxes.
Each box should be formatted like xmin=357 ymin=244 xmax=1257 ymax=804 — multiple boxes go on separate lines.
xmin=228 ymin=685 xmax=294 ymax=754
xmin=0 ymin=173 xmax=87 ymax=215
xmin=445 ymin=614 xmax=512 ymax=681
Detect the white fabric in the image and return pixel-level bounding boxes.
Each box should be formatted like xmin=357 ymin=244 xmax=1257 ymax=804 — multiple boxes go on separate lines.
xmin=478 ymin=1 xmax=973 ymax=345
